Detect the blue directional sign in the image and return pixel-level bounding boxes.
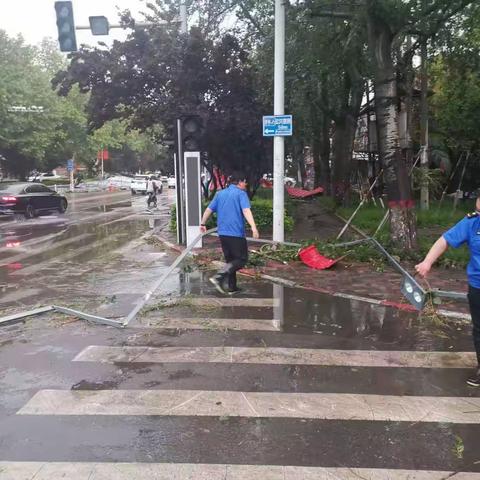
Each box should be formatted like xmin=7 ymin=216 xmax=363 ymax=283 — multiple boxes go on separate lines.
xmin=263 ymin=115 xmax=293 ymax=137
xmin=67 ymin=159 xmax=74 ymax=172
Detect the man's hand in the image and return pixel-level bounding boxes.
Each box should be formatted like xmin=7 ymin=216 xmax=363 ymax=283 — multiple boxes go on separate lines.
xmin=200 ymin=225 xmax=207 ymax=233
xmin=252 ymin=227 xmax=260 ymax=240
xmin=415 ymin=260 xmax=432 ymax=278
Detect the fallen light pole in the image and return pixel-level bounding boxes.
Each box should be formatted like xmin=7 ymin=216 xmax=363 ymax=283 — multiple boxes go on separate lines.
xmin=0 ymin=229 xmax=218 ymax=329
xmin=0 ymin=228 xmax=468 ymax=329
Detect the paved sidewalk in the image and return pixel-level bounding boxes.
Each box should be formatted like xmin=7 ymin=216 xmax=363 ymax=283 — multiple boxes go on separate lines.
xmin=157 ymin=230 xmax=471 ymax=316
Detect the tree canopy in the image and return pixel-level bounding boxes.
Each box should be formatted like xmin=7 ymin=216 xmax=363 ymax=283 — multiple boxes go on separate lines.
xmin=52 ymin=16 xmax=272 ymax=192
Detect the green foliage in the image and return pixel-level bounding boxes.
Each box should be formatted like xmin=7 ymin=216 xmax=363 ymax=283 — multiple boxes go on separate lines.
xmin=248 ymin=244 xmax=299 ymax=267
xmin=411 ymin=167 xmax=446 ymax=198
xmin=42 ymin=179 xmax=70 ymax=186
xmin=250 ymin=197 xmax=294 ymax=232
xmin=52 ymin=17 xmax=272 ymax=186
xmin=336 ymin=200 xmax=473 ymax=267
xmin=430 ymin=5 xmax=480 ymax=156
xmin=0 ymin=32 xmax=161 ymax=179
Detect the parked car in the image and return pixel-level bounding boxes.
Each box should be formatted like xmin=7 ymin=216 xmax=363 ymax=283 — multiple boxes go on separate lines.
xmin=0 ymin=183 xmax=68 ymax=218
xmin=27 ymin=172 xmax=64 ymax=183
xmin=167 ymin=176 xmax=176 ymax=189
xmin=131 ymin=175 xmax=149 ymax=194
xmin=160 ymin=175 xmax=168 ymax=183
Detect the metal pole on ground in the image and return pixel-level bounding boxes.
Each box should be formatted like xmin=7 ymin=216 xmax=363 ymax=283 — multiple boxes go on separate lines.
xmin=273 ymin=0 xmax=285 ymax=243
xmin=336 ymin=170 xmax=383 ymax=240
xmin=439 ymin=151 xmax=464 ymax=207
xmin=453 ymin=150 xmax=470 ymax=211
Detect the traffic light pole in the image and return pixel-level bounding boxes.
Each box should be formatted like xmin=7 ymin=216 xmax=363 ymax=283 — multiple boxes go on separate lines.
xmin=273 ymin=0 xmax=286 ymax=243
xmin=175 ymin=118 xmax=186 ymax=244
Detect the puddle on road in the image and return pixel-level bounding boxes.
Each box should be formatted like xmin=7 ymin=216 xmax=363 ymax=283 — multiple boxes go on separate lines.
xmin=82 ymin=201 xmax=132 ymax=213
xmin=139 ymin=271 xmax=472 ymax=352
xmin=0 ymin=218 xmax=152 ymax=273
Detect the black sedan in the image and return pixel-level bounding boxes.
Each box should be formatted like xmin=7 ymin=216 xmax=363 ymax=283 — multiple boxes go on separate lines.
xmin=0 ymin=183 xmax=68 ymax=219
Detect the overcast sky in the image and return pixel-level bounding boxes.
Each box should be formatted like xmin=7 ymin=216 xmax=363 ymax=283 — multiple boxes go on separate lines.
xmin=1 ymin=0 xmax=148 ymax=47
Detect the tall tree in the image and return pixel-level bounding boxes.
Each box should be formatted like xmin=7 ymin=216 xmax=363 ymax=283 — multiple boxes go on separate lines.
xmin=52 ymin=11 xmax=272 ymax=194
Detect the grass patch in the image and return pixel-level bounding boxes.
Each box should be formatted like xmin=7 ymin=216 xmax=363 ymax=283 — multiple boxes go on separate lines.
xmin=42 ymin=179 xmax=71 ymax=186
xmin=335 ymin=199 xmax=474 ymax=268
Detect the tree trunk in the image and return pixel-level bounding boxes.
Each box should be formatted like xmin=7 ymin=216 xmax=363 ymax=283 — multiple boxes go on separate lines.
xmin=367 ymin=8 xmax=417 ymax=249
xmin=331 ymin=74 xmax=363 ymax=205
xmin=313 ymin=116 xmax=331 ymax=191
xmin=331 ymin=122 xmax=350 ymax=203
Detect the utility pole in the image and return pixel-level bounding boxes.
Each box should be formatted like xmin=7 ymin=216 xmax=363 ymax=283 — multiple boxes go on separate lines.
xmin=180 ymin=1 xmax=187 ymax=34
xmin=273 ymin=0 xmax=286 ymax=243
xmin=420 ymin=0 xmax=429 ymax=210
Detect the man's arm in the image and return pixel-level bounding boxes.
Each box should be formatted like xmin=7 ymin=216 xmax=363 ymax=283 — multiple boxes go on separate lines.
xmin=243 ymin=208 xmax=259 ymax=239
xmin=415 ymin=236 xmax=449 ymax=277
xmin=200 ymin=207 xmax=213 ymax=233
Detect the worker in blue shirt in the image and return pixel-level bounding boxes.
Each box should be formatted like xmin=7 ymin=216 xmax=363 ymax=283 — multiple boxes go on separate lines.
xmin=416 ymin=193 xmax=480 ymax=387
xmin=200 ymin=171 xmax=259 ymax=295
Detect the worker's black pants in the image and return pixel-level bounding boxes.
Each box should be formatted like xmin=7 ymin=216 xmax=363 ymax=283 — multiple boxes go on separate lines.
xmin=468 ymin=285 xmax=480 ymax=365
xmin=218 ymin=235 xmax=248 ymax=290
xmin=147 ymin=192 xmax=157 ymax=207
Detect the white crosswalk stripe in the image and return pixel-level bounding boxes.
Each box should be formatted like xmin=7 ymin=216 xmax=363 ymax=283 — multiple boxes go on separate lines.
xmin=0 ymin=462 xmax=479 ymax=480
xmin=17 ymin=389 xmax=480 ymax=423
xmin=73 ymin=345 xmax=478 ymax=368
xmin=5 ymin=293 xmax=480 ymax=478
xmin=134 ymin=317 xmax=281 ymax=331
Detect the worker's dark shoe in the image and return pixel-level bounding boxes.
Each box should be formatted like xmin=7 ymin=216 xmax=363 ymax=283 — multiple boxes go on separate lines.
xmin=209 ymin=275 xmax=227 ymax=295
xmin=227 ymin=287 xmax=242 ymax=295
xmin=466 ymin=367 xmax=480 ymax=387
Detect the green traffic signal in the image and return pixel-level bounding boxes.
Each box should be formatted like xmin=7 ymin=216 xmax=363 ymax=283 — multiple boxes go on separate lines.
xmin=54 ymin=1 xmax=77 ymax=52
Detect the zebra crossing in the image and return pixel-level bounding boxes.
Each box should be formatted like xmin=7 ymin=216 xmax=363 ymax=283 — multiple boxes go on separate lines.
xmin=1 ymin=286 xmax=480 ymax=479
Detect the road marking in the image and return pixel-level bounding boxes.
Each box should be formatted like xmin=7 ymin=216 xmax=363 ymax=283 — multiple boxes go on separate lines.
xmin=73 ymin=345 xmax=478 ymax=369
xmin=0 ymin=462 xmax=478 ymax=480
xmin=135 ymin=317 xmax=281 ymax=331
xmin=0 ymin=233 xmax=93 ymax=267
xmin=185 ymin=297 xmax=279 ymax=308
xmin=17 ymin=389 xmax=480 ymax=423
xmin=9 ymin=236 xmax=118 ymax=276
xmin=65 ymin=191 xmax=128 ymax=204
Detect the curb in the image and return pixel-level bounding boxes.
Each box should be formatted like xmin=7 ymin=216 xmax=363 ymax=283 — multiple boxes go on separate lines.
xmin=154 ymin=234 xmax=471 ymax=323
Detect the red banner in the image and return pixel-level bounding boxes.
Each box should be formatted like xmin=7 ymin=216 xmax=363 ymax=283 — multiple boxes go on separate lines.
xmin=97 ymin=149 xmax=109 ymax=160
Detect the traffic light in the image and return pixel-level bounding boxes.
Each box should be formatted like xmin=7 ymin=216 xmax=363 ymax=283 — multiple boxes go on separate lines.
xmin=89 ymin=16 xmax=109 ymax=35
xmin=54 ymin=1 xmax=77 ymax=52
xmin=181 ymin=115 xmax=205 ymax=152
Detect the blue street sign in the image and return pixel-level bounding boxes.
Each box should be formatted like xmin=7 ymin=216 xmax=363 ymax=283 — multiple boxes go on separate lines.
xmin=67 ymin=159 xmax=74 ymax=172
xmin=262 ymin=115 xmax=293 ymax=137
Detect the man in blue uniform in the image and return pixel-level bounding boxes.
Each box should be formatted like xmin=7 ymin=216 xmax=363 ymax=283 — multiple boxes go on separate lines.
xmin=200 ymin=172 xmax=259 ymax=295
xmin=416 ymin=193 xmax=480 ymax=386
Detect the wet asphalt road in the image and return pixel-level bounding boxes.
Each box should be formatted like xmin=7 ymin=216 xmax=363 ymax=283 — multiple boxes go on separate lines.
xmin=0 ymin=189 xmax=176 ymax=313
xmin=1 ymin=188 xmax=480 ymax=478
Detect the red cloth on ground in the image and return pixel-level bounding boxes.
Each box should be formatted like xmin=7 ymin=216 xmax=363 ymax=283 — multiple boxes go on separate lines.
xmin=298 ymin=245 xmax=341 ymax=270
xmin=287 ymin=186 xmax=324 ymax=198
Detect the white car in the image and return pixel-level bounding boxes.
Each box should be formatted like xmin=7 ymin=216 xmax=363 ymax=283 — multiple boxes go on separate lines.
xmin=27 ymin=172 xmax=63 ymax=183
xmin=131 ymin=175 xmax=149 ymax=194
xmin=167 ymin=176 xmax=176 ymax=189
xmin=160 ymin=175 xmax=168 ymax=182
